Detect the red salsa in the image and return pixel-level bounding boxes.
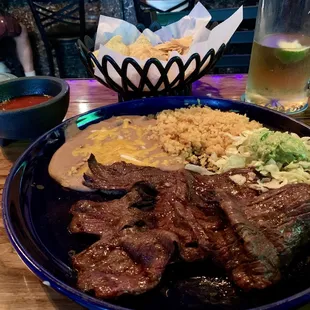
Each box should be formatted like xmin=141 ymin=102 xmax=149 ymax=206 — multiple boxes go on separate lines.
xmin=0 ymin=95 xmax=53 ymax=111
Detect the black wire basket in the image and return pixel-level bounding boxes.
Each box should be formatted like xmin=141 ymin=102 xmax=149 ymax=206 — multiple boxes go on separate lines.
xmin=77 ymin=28 xmax=226 ymax=101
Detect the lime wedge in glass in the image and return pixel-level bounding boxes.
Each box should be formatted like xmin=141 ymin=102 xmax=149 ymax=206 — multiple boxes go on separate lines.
xmin=275 ymin=40 xmax=309 ymax=64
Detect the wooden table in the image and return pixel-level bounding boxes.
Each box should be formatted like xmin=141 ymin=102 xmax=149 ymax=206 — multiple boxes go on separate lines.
xmin=1 ymin=75 xmax=310 ymax=310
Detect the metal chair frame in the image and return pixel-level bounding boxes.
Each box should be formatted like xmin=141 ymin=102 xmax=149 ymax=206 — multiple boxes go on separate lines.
xmin=27 ymin=0 xmax=85 ymax=76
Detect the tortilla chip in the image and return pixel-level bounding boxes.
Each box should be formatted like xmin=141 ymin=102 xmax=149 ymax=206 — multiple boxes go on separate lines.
xmin=129 ymin=44 xmax=152 ymax=59
xmin=150 ymin=48 xmax=168 ymax=61
xmin=155 ymin=42 xmax=172 ymax=52
xmin=104 ymin=35 xmax=129 ymax=55
xmin=155 ymin=36 xmax=192 ymax=54
xmin=155 ymin=42 xmax=182 ymax=54
xmin=129 ymin=43 xmax=168 ymax=60
xmin=173 ymin=36 xmax=192 ymax=47
xmin=135 ymin=34 xmax=152 ymax=46
xmin=129 ymin=34 xmax=152 ymax=55
xmin=100 ymin=34 xmax=192 ymax=60
xmin=129 ymin=34 xmax=165 ymax=59
xmin=154 ymin=36 xmax=192 ymax=56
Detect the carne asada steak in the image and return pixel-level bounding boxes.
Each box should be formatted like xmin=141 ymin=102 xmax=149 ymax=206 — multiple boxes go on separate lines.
xmin=69 ymin=182 xmax=158 ymax=236
xmin=73 ymin=228 xmax=177 ymax=298
xmin=70 ymin=156 xmax=310 ymax=298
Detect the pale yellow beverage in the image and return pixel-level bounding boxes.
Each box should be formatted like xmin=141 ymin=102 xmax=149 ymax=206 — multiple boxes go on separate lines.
xmin=245 ymin=33 xmax=310 ymax=112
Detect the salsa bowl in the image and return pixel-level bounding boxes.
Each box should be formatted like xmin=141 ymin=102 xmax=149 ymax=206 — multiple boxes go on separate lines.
xmin=0 ymin=76 xmax=69 ymax=142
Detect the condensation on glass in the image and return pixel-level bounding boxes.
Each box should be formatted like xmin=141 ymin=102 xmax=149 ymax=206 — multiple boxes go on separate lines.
xmin=245 ymin=0 xmax=310 ymax=114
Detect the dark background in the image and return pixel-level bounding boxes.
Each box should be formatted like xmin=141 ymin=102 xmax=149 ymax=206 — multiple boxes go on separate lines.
xmin=0 ymin=0 xmax=259 ymax=77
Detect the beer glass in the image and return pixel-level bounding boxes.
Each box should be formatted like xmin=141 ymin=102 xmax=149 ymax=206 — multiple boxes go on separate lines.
xmin=245 ymin=0 xmax=310 ymax=113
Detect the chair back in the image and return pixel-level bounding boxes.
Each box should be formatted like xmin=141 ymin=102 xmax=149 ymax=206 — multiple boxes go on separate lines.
xmin=27 ymin=0 xmax=85 ymax=38
xmin=26 ymin=0 xmax=86 ymax=76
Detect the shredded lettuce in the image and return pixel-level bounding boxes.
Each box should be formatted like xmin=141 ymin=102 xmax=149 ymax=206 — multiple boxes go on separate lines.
xmin=208 ymin=129 xmax=310 ymax=190
xmin=229 ymin=174 xmax=247 ymax=186
xmin=185 ymin=164 xmax=215 ymax=176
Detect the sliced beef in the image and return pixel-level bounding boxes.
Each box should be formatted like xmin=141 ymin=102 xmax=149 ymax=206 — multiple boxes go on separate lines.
xmin=70 ymin=157 xmax=310 ymax=299
xmin=154 ymin=190 xmax=210 ymax=262
xmin=69 ymin=182 xmax=158 ymax=236
xmin=83 ymin=154 xmax=182 ymax=192
xmin=76 ymin=167 xmax=210 ymax=262
xmin=84 ymin=155 xmax=257 ymax=200
xmin=72 ymin=229 xmax=177 ymax=298
xmin=243 ymin=184 xmax=310 ymax=266
xmin=81 ymin=156 xmax=211 ymax=261
xmin=191 ymin=168 xmax=259 ymax=203
xmin=185 ymin=168 xmax=260 ymax=235
xmin=209 ymin=184 xmax=310 ymax=290
xmin=213 ymin=191 xmax=281 ymax=290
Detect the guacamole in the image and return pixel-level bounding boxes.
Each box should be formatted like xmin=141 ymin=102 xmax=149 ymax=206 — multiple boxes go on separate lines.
xmin=246 ymin=129 xmax=310 ymax=165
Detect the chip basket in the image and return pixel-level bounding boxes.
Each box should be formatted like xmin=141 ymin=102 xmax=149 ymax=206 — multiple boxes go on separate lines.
xmin=77 ymin=26 xmax=226 ymax=102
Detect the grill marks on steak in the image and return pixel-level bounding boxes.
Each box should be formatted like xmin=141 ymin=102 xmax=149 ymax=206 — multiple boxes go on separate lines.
xmin=76 ymin=168 xmax=210 ymax=262
xmin=191 ymin=169 xmax=258 ymax=203
xmin=69 ymin=183 xmax=158 ymax=236
xmin=243 ymin=184 xmax=310 ymax=266
xmin=84 ymin=154 xmax=182 ymax=192
xmin=154 ymin=190 xmax=210 ymax=262
xmin=208 ymin=184 xmax=310 ymax=290
xmin=72 ymin=229 xmax=176 ymax=298
xmin=82 ymin=156 xmax=213 ymax=261
xmin=213 ymin=191 xmax=281 ymax=290
xmin=70 ymin=156 xmax=310 ymax=299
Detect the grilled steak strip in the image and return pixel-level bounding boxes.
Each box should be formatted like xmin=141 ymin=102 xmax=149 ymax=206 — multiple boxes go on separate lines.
xmin=243 ymin=184 xmax=310 ymax=266
xmin=69 ymin=182 xmax=158 ymax=236
xmin=70 ymin=157 xmax=310 ymax=298
xmin=72 ymin=229 xmax=177 ymax=298
xmin=84 ymin=154 xmax=182 ymax=192
xmin=214 ymin=191 xmax=281 ymax=290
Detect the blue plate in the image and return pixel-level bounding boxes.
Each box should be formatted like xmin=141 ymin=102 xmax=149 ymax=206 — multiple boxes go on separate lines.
xmin=3 ymin=96 xmax=310 ymax=310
